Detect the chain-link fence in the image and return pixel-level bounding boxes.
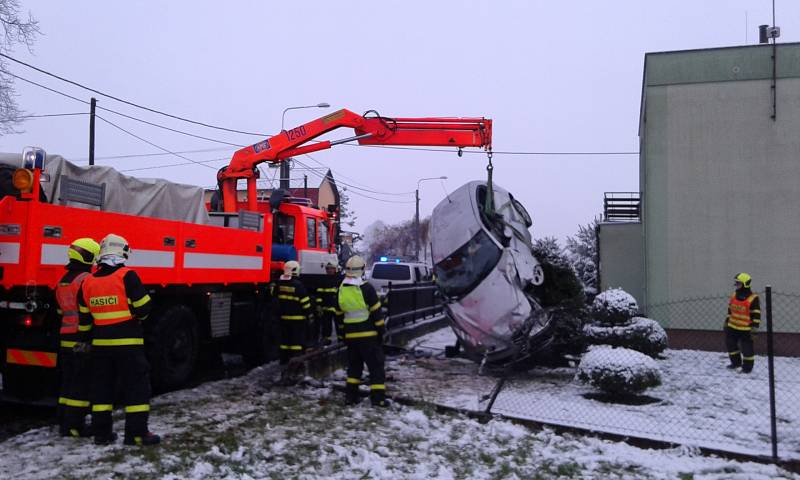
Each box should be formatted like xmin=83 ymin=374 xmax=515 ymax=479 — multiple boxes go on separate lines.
xmin=480 ymin=287 xmax=800 ymax=462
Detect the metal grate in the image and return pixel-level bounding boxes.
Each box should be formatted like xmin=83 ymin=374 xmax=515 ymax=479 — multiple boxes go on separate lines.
xmin=238 ymin=210 xmax=262 ymax=231
xmin=59 ymin=176 xmax=106 ymax=207
xmin=603 ymin=192 xmax=640 ymax=222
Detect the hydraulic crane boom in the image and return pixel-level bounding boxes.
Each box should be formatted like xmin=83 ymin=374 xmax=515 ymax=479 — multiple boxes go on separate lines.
xmin=217 ymin=109 xmax=492 ymax=212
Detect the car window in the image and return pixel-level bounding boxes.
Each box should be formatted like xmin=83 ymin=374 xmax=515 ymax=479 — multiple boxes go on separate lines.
xmin=435 ymin=229 xmax=502 ymax=297
xmin=414 ymin=267 xmax=422 ymax=281
xmin=274 ymin=214 xmax=295 ymax=245
xmin=318 ymin=219 xmax=329 ymax=249
xmin=307 ymin=218 xmax=317 ymax=248
xmin=371 ymin=264 xmax=411 ymax=281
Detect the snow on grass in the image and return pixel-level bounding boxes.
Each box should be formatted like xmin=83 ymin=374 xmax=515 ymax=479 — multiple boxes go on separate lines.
xmin=0 ymin=327 xmax=798 ymax=479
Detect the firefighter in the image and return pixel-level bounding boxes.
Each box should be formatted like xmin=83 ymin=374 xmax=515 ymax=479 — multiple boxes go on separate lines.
xmin=725 ymin=272 xmax=761 ymax=373
xmin=315 ymin=260 xmax=343 ymax=346
xmin=336 ymin=255 xmax=388 ymax=407
xmin=56 ymin=237 xmax=100 ymax=438
xmin=76 ymin=234 xmax=160 ymax=446
xmin=275 ymin=260 xmax=312 ymax=365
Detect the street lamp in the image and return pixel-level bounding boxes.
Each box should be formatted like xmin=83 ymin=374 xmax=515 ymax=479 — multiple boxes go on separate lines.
xmin=416 ymin=176 xmax=448 ymax=261
xmin=279 ymin=103 xmax=330 ymax=188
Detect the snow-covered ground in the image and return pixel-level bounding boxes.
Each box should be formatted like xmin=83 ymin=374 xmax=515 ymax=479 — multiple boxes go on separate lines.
xmin=399 ymin=328 xmax=800 ymax=459
xmin=0 ymin=328 xmax=797 ymax=479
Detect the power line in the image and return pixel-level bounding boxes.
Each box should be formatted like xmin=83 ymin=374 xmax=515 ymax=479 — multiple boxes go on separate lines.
xmin=74 ymin=146 xmax=235 ymax=163
xmin=120 ymin=157 xmax=229 ymax=173
xmin=0 ymin=53 xmax=268 ymax=137
xmin=300 ymin=153 xmax=415 ymax=196
xmin=7 ymin=71 xmax=247 ymax=148
xmin=95 ymin=114 xmax=218 ymax=170
xmin=20 ymin=112 xmax=87 ymax=118
xmin=346 ymin=144 xmax=639 ymax=156
xmin=294 ymin=158 xmax=415 ymax=204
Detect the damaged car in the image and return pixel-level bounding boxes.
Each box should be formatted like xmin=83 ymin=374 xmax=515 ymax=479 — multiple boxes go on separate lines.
xmin=430 ymin=180 xmax=554 ymax=367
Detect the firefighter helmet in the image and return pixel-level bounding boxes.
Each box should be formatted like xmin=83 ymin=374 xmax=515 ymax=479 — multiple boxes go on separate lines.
xmin=734 ymin=272 xmax=752 ymax=289
xmin=67 ymin=237 xmax=100 ymax=265
xmin=345 ymin=255 xmax=366 ymax=277
xmin=284 ymin=260 xmax=301 ymax=277
xmin=99 ymin=234 xmax=130 ymax=260
xmin=325 ymin=260 xmax=338 ymax=271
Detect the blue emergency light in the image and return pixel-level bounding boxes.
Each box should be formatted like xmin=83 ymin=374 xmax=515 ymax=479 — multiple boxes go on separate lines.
xmin=380 ymin=256 xmax=388 ymax=262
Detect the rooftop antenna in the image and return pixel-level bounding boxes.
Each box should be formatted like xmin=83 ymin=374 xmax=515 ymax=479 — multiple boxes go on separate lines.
xmin=758 ymin=0 xmax=780 ymax=120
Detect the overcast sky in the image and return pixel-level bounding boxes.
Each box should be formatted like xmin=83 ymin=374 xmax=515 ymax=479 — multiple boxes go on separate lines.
xmin=3 ymin=1 xmax=799 ymax=241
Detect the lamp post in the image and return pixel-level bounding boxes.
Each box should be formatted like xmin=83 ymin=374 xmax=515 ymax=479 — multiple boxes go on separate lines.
xmin=279 ymin=103 xmax=330 ymax=188
xmin=416 ymin=176 xmax=447 ymax=261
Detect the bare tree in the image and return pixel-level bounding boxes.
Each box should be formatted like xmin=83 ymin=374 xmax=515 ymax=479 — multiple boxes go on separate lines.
xmin=0 ymin=0 xmax=39 ymax=134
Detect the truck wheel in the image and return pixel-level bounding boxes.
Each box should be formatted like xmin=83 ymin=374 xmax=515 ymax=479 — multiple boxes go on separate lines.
xmin=243 ymin=306 xmax=278 ymax=366
xmin=148 ymin=305 xmax=198 ymax=392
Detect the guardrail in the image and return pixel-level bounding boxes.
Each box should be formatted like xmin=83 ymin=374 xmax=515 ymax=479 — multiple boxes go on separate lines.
xmin=384 ymin=280 xmax=444 ymax=327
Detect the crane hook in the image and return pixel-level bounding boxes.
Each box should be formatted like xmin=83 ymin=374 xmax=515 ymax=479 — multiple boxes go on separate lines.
xmin=457 ymin=147 xmax=463 ymax=158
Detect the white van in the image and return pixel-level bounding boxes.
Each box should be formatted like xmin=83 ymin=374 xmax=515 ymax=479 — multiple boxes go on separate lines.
xmin=368 ymin=261 xmax=432 ymax=296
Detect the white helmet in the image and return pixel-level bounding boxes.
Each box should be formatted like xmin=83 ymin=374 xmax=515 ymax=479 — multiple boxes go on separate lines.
xmin=283 ymin=260 xmax=301 ymax=277
xmin=99 ymin=234 xmax=130 ymax=259
xmin=344 ymin=255 xmax=366 ymax=277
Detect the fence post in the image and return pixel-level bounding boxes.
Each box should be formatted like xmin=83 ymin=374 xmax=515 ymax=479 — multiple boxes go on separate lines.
xmin=766 ymin=285 xmax=778 ymax=461
xmin=387 ymin=282 xmax=392 ymax=321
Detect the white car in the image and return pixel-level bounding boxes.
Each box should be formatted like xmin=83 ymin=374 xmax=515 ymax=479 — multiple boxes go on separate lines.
xmin=430 ymin=180 xmax=551 ymax=365
xmin=368 ymin=261 xmax=432 ymax=296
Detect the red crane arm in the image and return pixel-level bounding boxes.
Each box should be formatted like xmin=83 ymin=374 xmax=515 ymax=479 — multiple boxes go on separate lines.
xmin=217 ymin=108 xmax=492 ymax=212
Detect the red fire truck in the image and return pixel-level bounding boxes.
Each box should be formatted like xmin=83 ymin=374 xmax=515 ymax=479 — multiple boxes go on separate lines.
xmin=0 ymin=109 xmax=492 ymax=403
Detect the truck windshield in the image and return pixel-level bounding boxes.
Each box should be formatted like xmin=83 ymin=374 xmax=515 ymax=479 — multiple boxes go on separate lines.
xmin=435 ymin=230 xmax=501 ymax=297
xmin=371 ymin=264 xmax=411 ymax=281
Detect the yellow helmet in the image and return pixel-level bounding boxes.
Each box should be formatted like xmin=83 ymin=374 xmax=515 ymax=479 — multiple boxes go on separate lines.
xmin=345 ymin=255 xmax=366 ymax=277
xmin=67 ymin=238 xmax=100 ymax=265
xmin=283 ymin=260 xmax=301 ymax=277
xmin=99 ymin=233 xmax=130 ymax=259
xmin=734 ymin=272 xmax=752 ymax=289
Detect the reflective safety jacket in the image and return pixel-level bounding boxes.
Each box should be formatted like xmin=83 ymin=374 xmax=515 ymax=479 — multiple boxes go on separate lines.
xmin=727 ymin=290 xmax=761 ymax=331
xmin=336 ymin=280 xmax=384 ymax=341
xmin=274 ymin=278 xmax=312 ymax=322
xmin=77 ymin=265 xmax=152 ymax=350
xmin=55 ymin=270 xmax=90 ymax=350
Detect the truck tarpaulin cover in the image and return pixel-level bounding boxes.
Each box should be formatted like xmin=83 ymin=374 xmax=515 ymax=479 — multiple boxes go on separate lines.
xmin=0 ymin=153 xmax=210 ymax=224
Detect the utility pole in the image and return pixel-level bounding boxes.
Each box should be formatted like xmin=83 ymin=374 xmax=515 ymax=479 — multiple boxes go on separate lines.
xmin=280 ymin=158 xmax=291 ymax=189
xmin=415 ymin=188 xmax=420 ymax=261
xmin=89 ymin=97 xmax=97 ymax=166
xmin=303 ymin=174 xmax=308 ymax=198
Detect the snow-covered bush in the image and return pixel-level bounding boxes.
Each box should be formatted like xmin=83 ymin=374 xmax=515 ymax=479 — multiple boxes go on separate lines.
xmin=576 ymin=345 xmax=662 ymax=395
xmin=565 ymin=219 xmax=599 ymax=297
xmin=590 ymin=288 xmax=638 ymax=325
xmin=583 ymin=317 xmax=668 ymax=358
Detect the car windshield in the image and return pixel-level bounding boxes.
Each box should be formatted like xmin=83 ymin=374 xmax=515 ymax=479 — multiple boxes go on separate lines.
xmin=371 ymin=264 xmax=411 ymax=281
xmin=435 ymin=229 xmax=501 ymax=297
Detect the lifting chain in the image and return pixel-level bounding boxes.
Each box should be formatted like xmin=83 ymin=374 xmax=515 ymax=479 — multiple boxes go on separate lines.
xmin=484 ymin=150 xmax=495 ymax=216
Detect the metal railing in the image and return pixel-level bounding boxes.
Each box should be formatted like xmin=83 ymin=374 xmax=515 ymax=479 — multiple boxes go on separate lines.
xmin=384 ymin=281 xmax=444 ymax=327
xmin=603 ymin=192 xmax=641 ymax=222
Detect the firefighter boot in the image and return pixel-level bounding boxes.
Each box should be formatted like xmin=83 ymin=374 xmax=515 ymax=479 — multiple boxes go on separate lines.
xmin=370 ymin=389 xmax=390 ymax=408
xmin=94 ymin=431 xmax=118 ymax=445
xmin=345 ymin=383 xmax=360 ymax=406
xmin=124 ymin=432 xmax=161 ymax=446
xmin=741 ymin=356 xmax=754 ymax=373
xmin=727 ymin=351 xmax=742 ymax=369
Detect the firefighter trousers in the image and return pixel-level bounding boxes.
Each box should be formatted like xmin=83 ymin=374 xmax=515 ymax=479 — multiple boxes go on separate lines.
xmin=279 ymin=319 xmax=306 ymax=365
xmin=345 ymin=339 xmax=386 ymax=405
xmin=725 ymin=326 xmax=755 ymax=372
xmin=90 ymin=349 xmax=152 ymax=438
xmin=59 ymin=349 xmax=92 ymax=434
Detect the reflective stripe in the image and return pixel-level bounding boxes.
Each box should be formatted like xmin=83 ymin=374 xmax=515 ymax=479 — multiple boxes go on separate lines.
xmin=374 ymin=320 xmax=385 ymax=327
xmin=369 ymin=302 xmax=381 ymax=313
xmin=300 ymin=297 xmax=310 ymax=303
xmin=0 ymin=242 xmax=20 ymax=264
xmin=40 ymin=244 xmax=68 ymax=266
xmin=58 ymin=396 xmax=67 ymax=405
xmin=345 ymin=331 xmax=378 ymax=339
xmin=279 ymin=344 xmax=303 ymax=350
xmin=743 ymin=356 xmax=755 ymax=361
xmin=280 ymin=315 xmax=305 ymax=320
xmin=125 ymin=404 xmax=150 ymax=413
xmin=184 ymin=252 xmax=262 ymax=270
xmin=79 ymin=305 xmax=91 ymax=313
xmin=92 ymin=404 xmax=113 ymax=412
xmin=130 ymin=295 xmax=151 ymax=308
xmin=370 ymin=384 xmax=386 ymax=390
xmin=343 ymin=309 xmax=369 ymax=324
xmin=278 ymin=295 xmax=300 ymax=301
xmin=60 ymin=340 xmax=77 ymax=348
xmin=93 ymin=310 xmax=133 ymax=321
xmin=279 ymin=286 xmax=296 ymax=293
xmin=317 ymin=288 xmax=337 ymax=293
xmin=126 ymin=250 xmax=175 ymax=268
xmin=92 ymin=338 xmax=144 ymax=346
xmin=729 ymin=351 xmax=741 ymax=356
xmin=63 ymin=398 xmax=90 ymax=408
xmin=5 ymin=349 xmax=57 ymax=367
xmin=78 ymin=324 xmax=92 ymax=332
xmin=346 ymin=377 xmax=361 ymax=384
